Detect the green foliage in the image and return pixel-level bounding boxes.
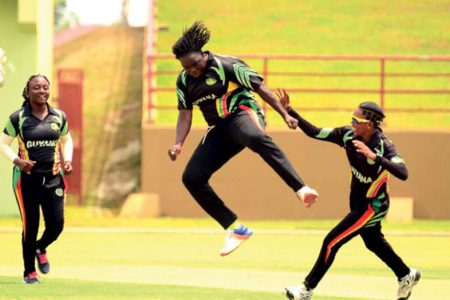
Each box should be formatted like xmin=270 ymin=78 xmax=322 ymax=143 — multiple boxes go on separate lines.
xmin=54 ymin=0 xmax=79 ymax=32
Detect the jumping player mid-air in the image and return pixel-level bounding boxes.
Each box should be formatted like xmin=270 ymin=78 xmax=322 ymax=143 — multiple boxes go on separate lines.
xmin=167 ymin=22 xmax=318 ymax=256
xmin=277 ymin=89 xmax=420 ymax=300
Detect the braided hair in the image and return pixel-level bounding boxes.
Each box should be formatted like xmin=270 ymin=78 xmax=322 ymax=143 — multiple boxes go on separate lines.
xmin=359 ymin=101 xmax=385 ymax=127
xmin=22 ymin=74 xmax=50 ymax=107
xmin=172 ymin=21 xmax=210 ymax=59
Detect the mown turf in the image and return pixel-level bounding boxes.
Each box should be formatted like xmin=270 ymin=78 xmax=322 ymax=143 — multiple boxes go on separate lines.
xmin=153 ymin=0 xmax=450 ymax=128
xmin=0 ymin=225 xmax=449 ymax=299
xmin=1 ymin=207 xmax=450 ymax=231
xmin=0 ymin=277 xmax=281 ymax=300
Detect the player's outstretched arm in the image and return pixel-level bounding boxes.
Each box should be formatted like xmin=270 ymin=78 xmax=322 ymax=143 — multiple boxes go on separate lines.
xmin=168 ymin=109 xmax=192 ymax=161
xmin=276 ymin=89 xmax=322 ymax=138
xmin=256 ymin=83 xmax=298 ymax=129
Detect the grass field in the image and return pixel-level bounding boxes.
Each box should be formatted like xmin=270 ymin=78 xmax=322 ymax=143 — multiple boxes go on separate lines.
xmin=153 ymin=0 xmax=450 ymax=128
xmin=0 ymin=214 xmax=449 ymax=299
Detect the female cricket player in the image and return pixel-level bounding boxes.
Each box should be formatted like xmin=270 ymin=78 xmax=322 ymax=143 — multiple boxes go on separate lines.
xmin=277 ymin=89 xmax=420 ymax=300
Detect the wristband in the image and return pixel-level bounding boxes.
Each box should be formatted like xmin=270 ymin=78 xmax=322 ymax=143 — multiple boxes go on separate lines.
xmin=375 ymin=153 xmax=383 ymax=164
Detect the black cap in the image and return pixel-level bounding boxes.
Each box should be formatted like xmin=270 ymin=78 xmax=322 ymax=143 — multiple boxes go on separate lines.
xmin=359 ymin=101 xmax=385 ymax=126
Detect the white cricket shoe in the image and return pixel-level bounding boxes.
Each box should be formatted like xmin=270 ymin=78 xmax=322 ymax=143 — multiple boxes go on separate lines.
xmin=219 ymin=224 xmax=253 ymax=256
xmin=397 ymin=268 xmax=421 ymax=300
xmin=284 ymin=284 xmax=313 ymax=300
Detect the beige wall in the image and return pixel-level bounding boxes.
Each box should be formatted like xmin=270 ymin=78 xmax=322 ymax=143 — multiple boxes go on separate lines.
xmin=141 ymin=125 xmax=450 ymax=220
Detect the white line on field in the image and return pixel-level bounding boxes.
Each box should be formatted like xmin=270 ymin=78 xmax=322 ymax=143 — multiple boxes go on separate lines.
xmin=0 ymin=227 xmax=449 ymax=237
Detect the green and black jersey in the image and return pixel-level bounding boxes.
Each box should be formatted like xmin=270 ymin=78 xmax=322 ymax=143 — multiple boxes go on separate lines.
xmin=176 ymin=52 xmax=264 ymax=126
xmin=289 ymin=109 xmax=408 ymax=200
xmin=3 ymin=103 xmax=69 ymax=174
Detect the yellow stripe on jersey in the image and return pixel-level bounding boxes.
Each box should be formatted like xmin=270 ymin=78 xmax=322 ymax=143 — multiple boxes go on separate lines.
xmin=366 ymin=170 xmax=389 ymax=198
xmin=17 ymin=136 xmax=29 ymax=160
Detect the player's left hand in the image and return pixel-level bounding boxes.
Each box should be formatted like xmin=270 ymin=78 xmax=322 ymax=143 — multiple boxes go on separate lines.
xmin=276 ymin=88 xmax=292 ymax=111
xmin=284 ymin=114 xmax=298 ymax=129
xmin=64 ymin=161 xmax=73 ymax=175
xmin=352 ymin=140 xmax=376 ymax=160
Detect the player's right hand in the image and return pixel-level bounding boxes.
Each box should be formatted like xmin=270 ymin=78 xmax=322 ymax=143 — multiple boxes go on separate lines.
xmin=284 ymin=114 xmax=298 ymax=129
xmin=296 ymin=186 xmax=319 ymax=208
xmin=14 ymin=158 xmax=36 ymax=173
xmin=168 ymin=144 xmax=182 ymax=161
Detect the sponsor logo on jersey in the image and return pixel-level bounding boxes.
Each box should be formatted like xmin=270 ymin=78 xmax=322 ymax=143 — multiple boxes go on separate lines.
xmin=55 ymin=188 xmax=64 ymax=197
xmin=193 ymin=93 xmax=218 ymax=105
xmin=351 ymin=166 xmax=373 ymax=184
xmin=205 ymin=77 xmax=217 ymax=85
xmin=51 ymin=123 xmax=60 ymax=131
xmin=26 ymin=140 xmax=58 ymax=148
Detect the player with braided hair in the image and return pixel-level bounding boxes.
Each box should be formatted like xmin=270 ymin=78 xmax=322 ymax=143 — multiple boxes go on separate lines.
xmin=277 ymin=90 xmax=421 ymax=300
xmin=168 ymin=22 xmax=319 ymax=256
xmin=0 ymin=75 xmax=73 ymax=284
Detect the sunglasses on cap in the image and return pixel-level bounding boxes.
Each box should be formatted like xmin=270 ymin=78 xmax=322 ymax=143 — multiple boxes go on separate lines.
xmin=351 ymin=115 xmax=370 ymax=125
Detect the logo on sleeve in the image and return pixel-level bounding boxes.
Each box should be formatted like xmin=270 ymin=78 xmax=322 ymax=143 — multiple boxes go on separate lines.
xmin=206 ymin=77 xmax=217 ymax=85
xmin=51 ymin=123 xmax=60 ymax=131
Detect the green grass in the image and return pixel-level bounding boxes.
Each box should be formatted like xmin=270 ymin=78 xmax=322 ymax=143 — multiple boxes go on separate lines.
xmin=153 ymin=0 xmax=450 ymax=128
xmin=0 ymin=277 xmax=281 ymax=300
xmin=0 ymin=217 xmax=449 ymax=299
xmin=1 ymin=206 xmax=450 ymax=232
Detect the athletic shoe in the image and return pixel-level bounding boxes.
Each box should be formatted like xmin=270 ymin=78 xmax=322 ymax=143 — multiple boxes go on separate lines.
xmin=296 ymin=186 xmax=318 ymax=208
xmin=36 ymin=249 xmax=50 ymax=274
xmin=219 ymin=224 xmax=253 ymax=256
xmin=23 ymin=271 xmax=39 ymax=284
xmin=397 ymin=268 xmax=421 ymax=300
xmin=284 ymin=284 xmax=314 ymax=300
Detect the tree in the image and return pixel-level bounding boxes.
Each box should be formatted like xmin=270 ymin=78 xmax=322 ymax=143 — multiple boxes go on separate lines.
xmin=54 ymin=0 xmax=79 ymax=32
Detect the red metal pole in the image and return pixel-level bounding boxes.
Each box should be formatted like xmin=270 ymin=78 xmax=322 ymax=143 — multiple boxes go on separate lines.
xmin=380 ymin=59 xmax=386 ymax=110
xmin=147 ymin=57 xmax=154 ymax=123
xmin=78 ymin=71 xmax=83 ymax=206
xmin=262 ymin=57 xmax=269 ymax=114
xmin=146 ymin=0 xmax=157 ymax=123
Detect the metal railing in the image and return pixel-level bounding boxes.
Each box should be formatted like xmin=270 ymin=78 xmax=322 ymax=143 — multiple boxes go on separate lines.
xmin=145 ymin=53 xmax=450 ymax=123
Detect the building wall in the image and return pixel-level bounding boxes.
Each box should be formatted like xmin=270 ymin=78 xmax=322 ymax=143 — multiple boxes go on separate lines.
xmin=141 ymin=126 xmax=450 ymax=220
xmin=0 ymin=0 xmax=53 ymax=216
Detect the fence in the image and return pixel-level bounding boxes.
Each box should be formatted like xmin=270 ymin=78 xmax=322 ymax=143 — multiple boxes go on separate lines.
xmin=145 ymin=54 xmax=450 ymax=123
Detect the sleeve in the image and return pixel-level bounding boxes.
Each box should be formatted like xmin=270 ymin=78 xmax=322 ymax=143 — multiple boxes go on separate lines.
xmin=223 ymin=56 xmax=264 ymax=91
xmin=376 ymin=139 xmax=408 ymax=180
xmin=3 ymin=114 xmax=18 ymax=137
xmin=60 ymin=132 xmax=73 ymax=162
xmin=289 ymin=109 xmax=347 ymax=146
xmin=60 ymin=111 xmax=69 ymax=136
xmin=176 ymin=71 xmax=192 ymax=110
xmin=0 ymin=132 xmax=18 ymax=162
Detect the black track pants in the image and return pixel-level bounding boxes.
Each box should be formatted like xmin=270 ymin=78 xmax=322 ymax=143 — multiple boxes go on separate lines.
xmin=182 ymin=109 xmax=305 ymax=229
xmin=13 ymin=169 xmax=65 ymax=275
xmin=304 ymin=196 xmax=410 ymax=289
